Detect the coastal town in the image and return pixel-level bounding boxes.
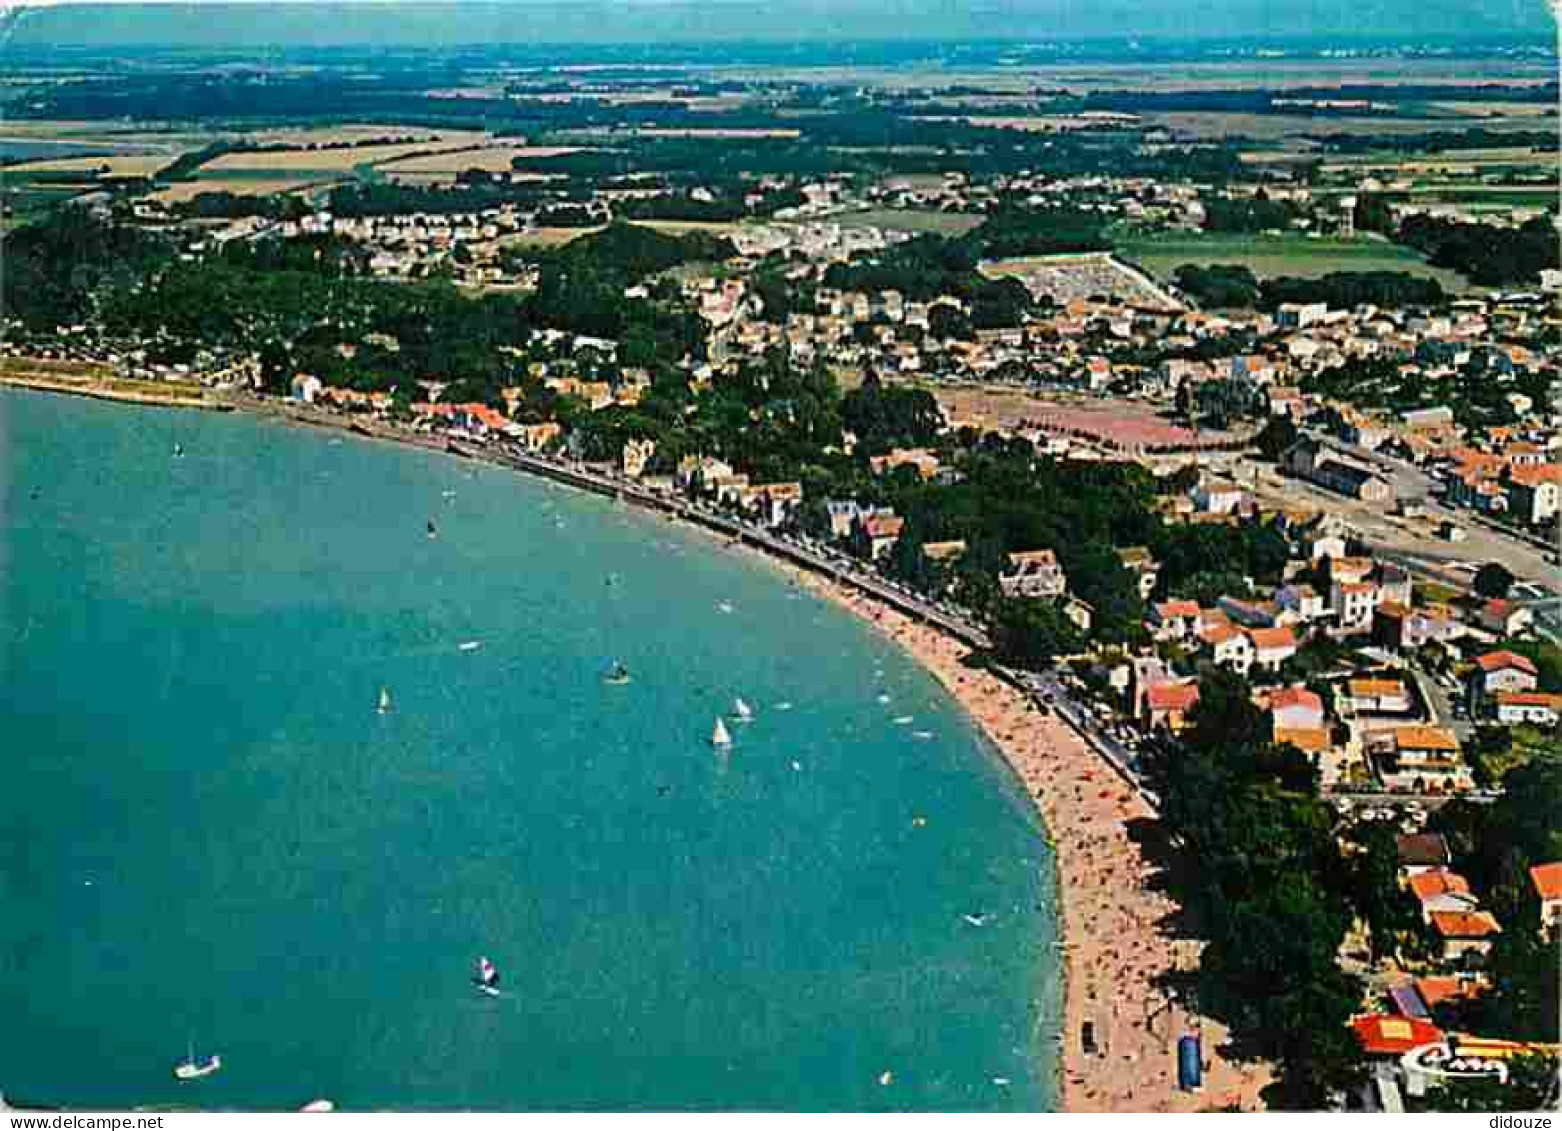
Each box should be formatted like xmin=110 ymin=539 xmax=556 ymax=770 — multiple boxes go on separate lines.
xmin=2 ymin=28 xmax=1558 ymax=1115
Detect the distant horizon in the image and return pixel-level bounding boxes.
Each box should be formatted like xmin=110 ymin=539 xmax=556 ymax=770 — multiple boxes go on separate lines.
xmin=4 ymin=0 xmax=1555 ymax=50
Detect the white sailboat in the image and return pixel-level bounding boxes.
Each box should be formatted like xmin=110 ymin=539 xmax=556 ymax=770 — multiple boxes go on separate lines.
xmin=711 ymin=717 xmax=733 ymax=748
xmin=474 ymin=955 xmax=502 ymax=997
xmin=174 ymin=1039 xmax=221 ymax=1081
xmin=377 ymin=687 xmax=392 ymax=715
xmin=733 ymin=697 xmax=754 ymax=723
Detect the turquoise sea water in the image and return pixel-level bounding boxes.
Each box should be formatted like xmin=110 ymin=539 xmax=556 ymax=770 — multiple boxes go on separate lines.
xmin=0 ymin=388 xmax=1060 ymax=1111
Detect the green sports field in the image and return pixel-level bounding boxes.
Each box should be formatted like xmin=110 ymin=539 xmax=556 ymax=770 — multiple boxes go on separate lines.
xmin=1115 ymin=232 xmax=1475 ymax=293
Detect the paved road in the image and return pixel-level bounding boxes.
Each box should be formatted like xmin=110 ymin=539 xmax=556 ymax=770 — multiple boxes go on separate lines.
xmin=1406 ymin=664 xmax=1472 ymax=741
xmin=1007 ymin=668 xmax=1155 ymax=803
xmin=1291 ymin=433 xmax=1561 ymax=593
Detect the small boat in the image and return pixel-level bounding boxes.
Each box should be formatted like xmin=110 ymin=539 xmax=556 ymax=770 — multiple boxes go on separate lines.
xmin=172 ymin=443 xmax=185 ymax=459
xmin=963 ymin=913 xmax=991 ymax=927
xmin=605 ymin=662 xmax=631 ymax=686
xmin=441 ymin=490 xmax=457 ymax=501
xmin=377 ymin=687 xmax=392 ymax=715
xmin=775 ymin=702 xmax=794 ymax=711
xmin=893 ymin=715 xmax=913 ymax=725
xmin=474 ymin=955 xmax=501 ymax=997
xmin=733 ymin=697 xmax=754 ymax=723
xmin=426 ymin=519 xmax=438 ymax=540
xmin=174 ymin=1040 xmax=221 ymax=1081
xmin=711 ymin=717 xmax=733 ymax=748
xmin=716 ymin=601 xmax=734 ymax=614
xmin=299 ymin=1100 xmax=335 ymax=1113
xmin=912 ymin=731 xmax=934 ymax=740
xmin=458 ymin=640 xmax=482 ymax=653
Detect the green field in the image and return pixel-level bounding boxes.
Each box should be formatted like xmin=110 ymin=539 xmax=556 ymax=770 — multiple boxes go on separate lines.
xmin=832 ymin=208 xmax=984 ymax=236
xmin=1115 ymin=232 xmax=1475 ymax=293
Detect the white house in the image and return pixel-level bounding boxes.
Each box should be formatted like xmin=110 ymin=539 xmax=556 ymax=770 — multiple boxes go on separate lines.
xmin=1200 ymin=623 xmax=1253 ymax=674
xmin=1277 ymin=583 xmax=1327 ymax=622
xmin=1467 ymin=651 xmax=1539 ymax=705
xmin=1248 ymin=625 xmax=1299 ymax=671
xmin=1530 ymin=863 xmax=1562 ymax=936
xmin=1192 ymin=477 xmax=1246 ymax=516
xmin=1000 ymin=549 xmax=1068 ymax=599
xmin=1493 ymin=691 xmax=1561 ymax=727
xmin=1332 ymin=581 xmax=1383 ymax=633
xmin=1269 ymin=685 xmax=1325 ymax=731
xmin=1150 ymin=600 xmax=1201 ymax=640
xmin=289 ymin=373 xmax=323 ymax=403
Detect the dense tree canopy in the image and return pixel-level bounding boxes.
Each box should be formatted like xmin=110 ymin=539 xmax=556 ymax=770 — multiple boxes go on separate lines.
xmin=1398 ymin=214 xmax=1559 ymax=287
xmin=840 ymin=376 xmax=943 ymax=457
xmin=1 ymin=210 xmax=171 ymax=329
xmin=1174 ymin=263 xmax=1261 ymax=308
xmin=1145 ymin=667 xmax=1366 ymax=1108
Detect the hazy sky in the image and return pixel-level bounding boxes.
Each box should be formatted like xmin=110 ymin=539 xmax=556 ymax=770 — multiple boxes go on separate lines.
xmin=3 ymin=0 xmax=1554 ymax=47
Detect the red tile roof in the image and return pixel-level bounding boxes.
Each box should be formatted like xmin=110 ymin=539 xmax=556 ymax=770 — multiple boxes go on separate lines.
xmin=1247 ymin=626 xmax=1297 ymax=651
xmin=1200 ymin=623 xmax=1243 ymax=647
xmin=1530 ymin=861 xmax=1562 ymax=902
xmin=1509 ymin=462 xmax=1562 ymax=487
xmin=1495 ymin=691 xmax=1562 ymax=709
xmin=1146 ymin=682 xmax=1201 ymax=712
xmin=1274 ymin=727 xmax=1331 ymax=752
xmin=864 ymin=514 xmax=905 ymax=538
xmin=1269 ymin=686 xmax=1323 ymax=714
xmin=1394 ymin=726 xmax=1461 ymax=753
xmin=1350 ymin=678 xmax=1407 ymax=699
xmin=1413 ymin=977 xmax=1484 ymax=1009
xmin=1476 ymin=650 xmax=1538 ymax=675
xmin=1429 ymin=910 xmax=1501 ymax=939
xmin=1408 ymin=869 xmax=1472 ymax=902
xmin=1351 ymin=1014 xmax=1443 ymax=1056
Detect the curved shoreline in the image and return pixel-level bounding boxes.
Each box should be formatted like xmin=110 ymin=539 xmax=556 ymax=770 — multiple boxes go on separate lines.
xmin=7 ymin=382 xmax=1270 ymax=1111
xmin=782 ymin=573 xmax=1271 ymax=1112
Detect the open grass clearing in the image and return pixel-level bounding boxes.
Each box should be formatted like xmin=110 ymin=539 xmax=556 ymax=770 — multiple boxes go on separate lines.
xmin=500 ymin=226 xmax=601 ymax=249
xmin=379 ymin=145 xmax=579 ymax=175
xmin=631 ymin=127 xmax=800 ymax=139
xmin=243 ymin=125 xmax=488 ymax=148
xmin=1152 ymin=111 xmax=1556 ymax=142
xmin=4 ymin=153 xmax=178 ymax=179
xmin=1116 ymin=231 xmax=1475 ymax=293
xmin=202 ymin=138 xmax=490 ymax=174
xmin=151 ymin=176 xmax=336 ymax=204
xmin=833 ymin=208 xmax=984 ymax=236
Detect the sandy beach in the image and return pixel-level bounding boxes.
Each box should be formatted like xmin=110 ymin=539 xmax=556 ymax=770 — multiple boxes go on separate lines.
xmin=781 ymin=568 xmax=1274 ymax=1112
xmin=0 ymin=372 xmax=223 ymax=410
